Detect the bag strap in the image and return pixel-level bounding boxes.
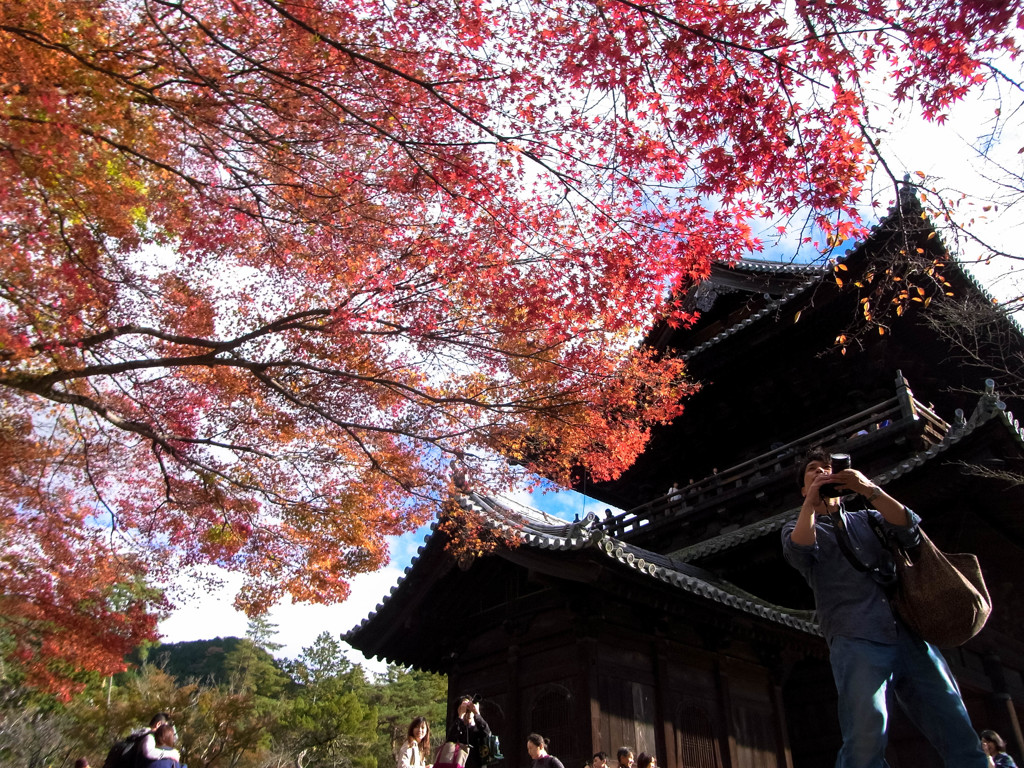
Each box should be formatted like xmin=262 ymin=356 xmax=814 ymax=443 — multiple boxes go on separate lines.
xmin=865 ymin=513 xmax=914 ymax=567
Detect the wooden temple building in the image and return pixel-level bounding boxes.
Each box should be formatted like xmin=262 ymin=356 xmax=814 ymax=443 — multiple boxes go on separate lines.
xmin=346 ymin=187 xmax=1024 ymax=768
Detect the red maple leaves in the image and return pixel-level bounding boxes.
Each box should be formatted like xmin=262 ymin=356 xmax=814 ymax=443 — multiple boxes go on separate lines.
xmin=1 ymin=0 xmax=1018 ymax=694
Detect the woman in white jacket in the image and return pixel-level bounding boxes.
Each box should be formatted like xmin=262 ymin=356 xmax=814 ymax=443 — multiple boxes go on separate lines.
xmin=399 ymin=717 xmax=432 ymax=768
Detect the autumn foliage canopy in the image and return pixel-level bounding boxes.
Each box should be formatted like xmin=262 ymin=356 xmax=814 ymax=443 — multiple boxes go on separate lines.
xmin=0 ymin=0 xmax=1019 ymax=694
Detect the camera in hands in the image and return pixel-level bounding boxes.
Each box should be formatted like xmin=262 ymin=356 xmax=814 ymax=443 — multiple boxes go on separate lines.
xmin=819 ymin=453 xmax=851 ymax=498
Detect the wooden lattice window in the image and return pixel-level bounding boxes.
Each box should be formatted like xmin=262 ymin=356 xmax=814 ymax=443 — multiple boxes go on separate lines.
xmin=676 ymin=701 xmax=720 ymax=768
xmin=529 ymin=685 xmax=574 ymax=758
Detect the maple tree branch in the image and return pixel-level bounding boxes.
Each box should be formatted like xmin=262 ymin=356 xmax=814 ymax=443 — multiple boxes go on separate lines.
xmin=4 ymin=306 xmax=599 ymax=411
xmin=54 ymin=383 xmax=334 ymax=510
xmin=70 ymin=407 xmax=122 ymax=529
xmin=215 ymin=0 xmax=581 ymax=190
xmin=608 ymin=0 xmax=895 ymax=72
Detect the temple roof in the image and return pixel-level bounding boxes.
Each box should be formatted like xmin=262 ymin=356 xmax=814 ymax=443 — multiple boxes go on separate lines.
xmin=344 ymin=492 xmax=819 ymax=669
xmin=345 ymin=184 xmax=1024 ymax=670
xmin=659 ymin=185 xmax=1022 ymax=362
xmin=590 ymin=186 xmax=1024 ymax=509
xmin=465 ymin=493 xmax=818 ymax=631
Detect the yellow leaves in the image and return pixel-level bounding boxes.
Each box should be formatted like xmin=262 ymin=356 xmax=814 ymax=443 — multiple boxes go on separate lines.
xmin=860 ymin=297 xmax=873 ymax=321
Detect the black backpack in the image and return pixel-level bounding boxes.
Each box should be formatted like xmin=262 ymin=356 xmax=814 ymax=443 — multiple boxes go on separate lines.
xmin=102 ymin=731 xmax=147 ymax=768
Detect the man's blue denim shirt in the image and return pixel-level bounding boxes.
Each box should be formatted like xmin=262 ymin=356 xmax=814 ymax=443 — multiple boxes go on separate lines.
xmin=782 ymin=506 xmax=921 ymax=646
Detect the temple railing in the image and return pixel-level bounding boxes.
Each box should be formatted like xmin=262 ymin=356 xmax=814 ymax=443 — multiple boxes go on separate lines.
xmin=599 ymin=371 xmax=949 ymax=540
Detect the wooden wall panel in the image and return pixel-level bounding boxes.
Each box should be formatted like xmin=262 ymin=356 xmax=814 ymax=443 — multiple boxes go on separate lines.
xmin=721 ymin=662 xmax=783 ymax=768
xmin=595 ymin=674 xmax=659 ymax=761
xmin=781 ymin=657 xmax=839 ymax=768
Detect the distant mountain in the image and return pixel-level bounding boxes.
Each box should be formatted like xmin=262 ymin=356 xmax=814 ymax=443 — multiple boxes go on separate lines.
xmin=143 ymin=637 xmax=285 ymax=686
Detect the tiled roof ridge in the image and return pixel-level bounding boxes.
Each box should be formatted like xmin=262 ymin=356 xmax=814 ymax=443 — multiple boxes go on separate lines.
xmin=942 ymin=255 xmax=1024 ymax=339
xmin=873 ymin=180 xmax=1023 ymax=338
xmin=682 ymin=274 xmax=821 ymax=361
xmin=344 ymin=492 xmax=589 ymax=640
xmin=668 ymin=385 xmax=1019 ymax=562
xmin=343 ymin=520 xmax=441 ymax=640
xmin=683 ymin=183 xmax=945 ymax=362
xmin=720 ymin=257 xmax=828 ymax=275
xmin=590 ymin=533 xmax=818 ymax=633
xmin=345 ymin=490 xmax=820 ymax=641
xmin=459 ymin=493 xmax=819 ymax=634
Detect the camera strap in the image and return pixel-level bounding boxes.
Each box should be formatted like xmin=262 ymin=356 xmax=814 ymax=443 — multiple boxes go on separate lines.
xmin=829 ymin=507 xmax=897 ymax=587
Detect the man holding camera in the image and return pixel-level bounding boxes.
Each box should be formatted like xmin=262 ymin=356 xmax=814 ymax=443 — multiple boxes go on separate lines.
xmin=782 ymin=449 xmax=988 ymax=768
xmin=447 ymin=695 xmax=492 ymax=768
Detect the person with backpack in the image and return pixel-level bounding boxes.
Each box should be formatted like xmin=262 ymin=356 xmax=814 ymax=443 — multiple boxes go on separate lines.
xmin=145 ymin=723 xmax=183 ymax=768
xmin=103 ymin=713 xmax=178 ymax=768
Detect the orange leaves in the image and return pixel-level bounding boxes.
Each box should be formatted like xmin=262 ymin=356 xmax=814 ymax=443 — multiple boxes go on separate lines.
xmin=0 ymin=480 xmax=164 ymax=699
xmin=0 ymin=0 xmax=1017 ymax=695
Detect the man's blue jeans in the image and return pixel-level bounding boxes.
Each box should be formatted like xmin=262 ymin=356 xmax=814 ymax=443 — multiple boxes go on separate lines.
xmin=829 ymin=631 xmax=989 ymax=768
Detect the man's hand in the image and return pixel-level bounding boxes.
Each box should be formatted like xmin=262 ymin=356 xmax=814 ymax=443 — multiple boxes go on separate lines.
xmin=828 ymin=468 xmax=877 ymax=498
xmin=790 ymin=469 xmax=834 ymax=546
xmin=805 ymin=467 xmax=838 ymax=505
xmin=831 ymin=468 xmax=909 ymax=526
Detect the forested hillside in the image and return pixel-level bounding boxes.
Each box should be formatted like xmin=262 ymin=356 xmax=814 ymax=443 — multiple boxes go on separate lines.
xmin=0 ymin=630 xmax=447 ymax=768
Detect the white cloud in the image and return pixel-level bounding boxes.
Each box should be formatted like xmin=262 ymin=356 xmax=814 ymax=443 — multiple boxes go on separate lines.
xmin=159 ymin=563 xmax=404 ymax=674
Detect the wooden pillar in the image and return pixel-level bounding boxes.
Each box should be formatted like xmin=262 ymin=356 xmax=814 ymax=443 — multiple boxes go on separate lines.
xmin=508 ymin=643 xmax=522 ymax=768
xmin=771 ymin=682 xmax=795 ymax=768
xmin=578 ymin=636 xmax=603 ymax=757
xmin=652 ymin=640 xmax=669 ymax=768
xmin=715 ymin=658 xmax=736 ymax=768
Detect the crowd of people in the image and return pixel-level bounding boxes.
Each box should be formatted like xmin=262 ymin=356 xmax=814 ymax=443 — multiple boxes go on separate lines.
xmin=393 ymin=703 xmax=668 ymax=768
xmin=91 ymin=688 xmax=1015 ymax=768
